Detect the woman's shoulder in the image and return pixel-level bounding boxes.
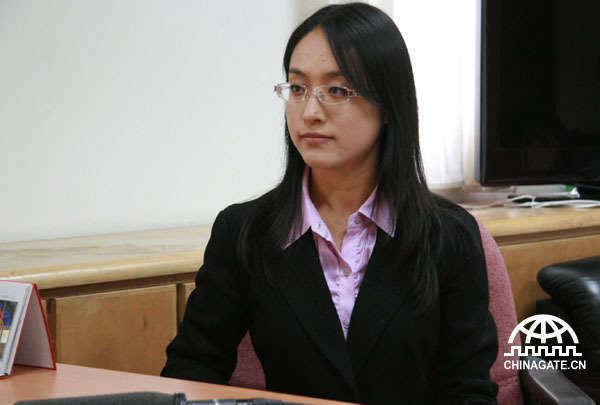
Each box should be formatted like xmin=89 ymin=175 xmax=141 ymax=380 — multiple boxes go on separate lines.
xmin=432 ymin=193 xmax=480 ymax=236
xmin=431 ymin=195 xmax=487 ymax=286
xmin=216 ymin=192 xmax=273 ymax=229
xmin=431 ymin=194 xmax=484 ymax=263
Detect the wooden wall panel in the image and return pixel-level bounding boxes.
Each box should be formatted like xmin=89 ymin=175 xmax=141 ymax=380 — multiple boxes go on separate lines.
xmin=51 ymin=285 xmax=177 ymax=375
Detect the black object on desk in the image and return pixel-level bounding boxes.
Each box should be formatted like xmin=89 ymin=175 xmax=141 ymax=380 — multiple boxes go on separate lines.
xmin=16 ymin=392 xmax=306 ymax=405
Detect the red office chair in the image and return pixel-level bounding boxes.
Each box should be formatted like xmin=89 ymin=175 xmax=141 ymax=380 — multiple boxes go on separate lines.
xmin=229 ymin=333 xmax=265 ymax=390
xmin=478 ymin=220 xmax=593 ymax=405
xmin=478 ymin=220 xmax=524 ymax=404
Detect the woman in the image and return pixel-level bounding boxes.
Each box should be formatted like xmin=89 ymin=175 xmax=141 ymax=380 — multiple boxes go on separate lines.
xmin=162 ymin=3 xmax=498 ymax=403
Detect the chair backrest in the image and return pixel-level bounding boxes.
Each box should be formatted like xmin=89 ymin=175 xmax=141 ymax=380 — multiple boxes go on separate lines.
xmin=229 ymin=332 xmax=266 ymax=390
xmin=230 ymin=220 xmax=526 ymax=404
xmin=477 ymin=220 xmax=524 ymax=405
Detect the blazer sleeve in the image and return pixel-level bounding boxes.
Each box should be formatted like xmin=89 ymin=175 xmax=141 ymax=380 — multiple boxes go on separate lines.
xmin=431 ymin=212 xmax=499 ymax=404
xmin=161 ymin=208 xmax=249 ymax=384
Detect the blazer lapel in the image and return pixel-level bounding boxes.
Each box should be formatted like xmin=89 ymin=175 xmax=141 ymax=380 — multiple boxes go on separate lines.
xmin=272 ymin=232 xmax=358 ymax=394
xmin=346 ymin=229 xmax=410 ymax=373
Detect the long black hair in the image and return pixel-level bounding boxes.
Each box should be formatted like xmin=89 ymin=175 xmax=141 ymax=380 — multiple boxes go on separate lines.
xmin=238 ymin=3 xmax=444 ymax=314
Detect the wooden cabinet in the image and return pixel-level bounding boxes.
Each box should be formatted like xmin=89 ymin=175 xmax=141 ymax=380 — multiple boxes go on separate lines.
xmin=1 ymin=207 xmax=599 ymax=374
xmin=47 ymin=285 xmax=177 ymax=375
xmin=178 ymin=282 xmax=196 ymax=324
xmin=498 ymin=233 xmax=600 ymax=322
xmin=471 ymin=206 xmax=600 ymax=322
xmin=0 ymin=226 xmax=210 ymax=375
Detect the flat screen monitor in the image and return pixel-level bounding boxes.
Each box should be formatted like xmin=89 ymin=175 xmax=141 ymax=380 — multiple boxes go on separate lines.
xmin=478 ymin=0 xmax=600 ymax=186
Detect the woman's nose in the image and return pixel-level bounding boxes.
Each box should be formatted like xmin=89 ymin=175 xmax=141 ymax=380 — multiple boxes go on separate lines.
xmin=302 ymin=90 xmax=326 ymax=122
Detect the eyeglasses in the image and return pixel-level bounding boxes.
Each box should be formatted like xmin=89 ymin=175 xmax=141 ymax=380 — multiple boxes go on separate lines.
xmin=274 ymin=83 xmax=359 ymax=105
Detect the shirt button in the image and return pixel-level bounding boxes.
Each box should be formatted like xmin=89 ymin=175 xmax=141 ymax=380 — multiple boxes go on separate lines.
xmin=354 ymin=216 xmax=362 ymax=225
xmin=342 ymin=268 xmax=351 ymax=277
xmin=343 ymin=321 xmax=350 ymax=329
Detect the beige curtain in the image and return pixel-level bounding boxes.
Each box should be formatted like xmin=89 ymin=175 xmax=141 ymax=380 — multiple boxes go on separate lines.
xmin=394 ymin=0 xmax=480 ymax=189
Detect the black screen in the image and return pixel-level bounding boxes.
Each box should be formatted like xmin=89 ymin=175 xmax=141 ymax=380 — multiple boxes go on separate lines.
xmin=479 ymin=0 xmax=600 ymax=186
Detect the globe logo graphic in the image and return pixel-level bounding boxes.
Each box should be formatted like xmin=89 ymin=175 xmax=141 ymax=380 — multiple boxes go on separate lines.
xmin=505 ymin=314 xmax=582 ymax=357
xmin=509 ymin=314 xmax=578 ymax=344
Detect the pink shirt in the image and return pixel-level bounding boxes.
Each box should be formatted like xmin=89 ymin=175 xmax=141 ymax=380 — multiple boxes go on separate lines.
xmin=287 ymin=168 xmax=395 ymax=338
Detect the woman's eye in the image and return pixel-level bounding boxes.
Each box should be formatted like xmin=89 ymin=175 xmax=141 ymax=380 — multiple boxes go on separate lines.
xmin=290 ymin=84 xmax=305 ymax=94
xmin=328 ymin=86 xmax=348 ymax=98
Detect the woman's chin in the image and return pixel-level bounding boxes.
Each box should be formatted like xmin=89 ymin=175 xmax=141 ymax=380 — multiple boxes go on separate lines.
xmin=301 ymin=157 xmax=337 ymax=171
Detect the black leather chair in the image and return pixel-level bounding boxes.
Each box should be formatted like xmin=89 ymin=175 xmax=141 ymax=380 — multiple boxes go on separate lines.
xmin=537 ymin=256 xmax=600 ymax=402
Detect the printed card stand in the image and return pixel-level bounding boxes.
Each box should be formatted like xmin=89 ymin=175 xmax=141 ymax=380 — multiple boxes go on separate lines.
xmin=0 ymin=280 xmax=56 ymax=378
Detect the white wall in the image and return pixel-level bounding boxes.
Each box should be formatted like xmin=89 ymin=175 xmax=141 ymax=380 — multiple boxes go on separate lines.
xmin=0 ymin=0 xmax=296 ymax=243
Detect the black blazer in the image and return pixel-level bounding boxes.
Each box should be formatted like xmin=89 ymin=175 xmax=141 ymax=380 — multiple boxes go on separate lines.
xmin=162 ymin=197 xmax=498 ymax=404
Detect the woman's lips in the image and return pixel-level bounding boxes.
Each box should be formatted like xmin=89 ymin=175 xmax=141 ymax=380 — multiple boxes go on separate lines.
xmin=300 ymin=132 xmax=333 ymax=143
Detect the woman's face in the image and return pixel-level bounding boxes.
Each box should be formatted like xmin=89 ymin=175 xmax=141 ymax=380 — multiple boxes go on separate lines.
xmin=286 ymin=28 xmax=383 ymax=175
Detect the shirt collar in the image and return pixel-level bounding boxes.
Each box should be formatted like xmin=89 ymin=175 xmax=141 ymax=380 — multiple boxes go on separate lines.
xmin=286 ymin=166 xmax=396 ymax=248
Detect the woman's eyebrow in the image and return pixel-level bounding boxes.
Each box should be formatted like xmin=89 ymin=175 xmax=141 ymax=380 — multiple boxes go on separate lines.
xmin=289 ymin=68 xmax=344 ymax=78
xmin=288 ymin=68 xmax=305 ymax=76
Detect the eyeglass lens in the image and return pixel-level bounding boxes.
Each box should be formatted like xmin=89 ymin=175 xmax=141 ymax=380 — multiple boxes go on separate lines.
xmin=279 ymin=84 xmax=351 ymax=104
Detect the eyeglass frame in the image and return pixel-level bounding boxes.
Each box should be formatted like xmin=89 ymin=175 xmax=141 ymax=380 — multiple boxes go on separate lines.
xmin=274 ymin=82 xmax=360 ymax=105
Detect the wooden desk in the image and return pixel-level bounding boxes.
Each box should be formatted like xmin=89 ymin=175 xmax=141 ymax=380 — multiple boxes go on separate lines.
xmin=3 ymin=364 xmax=354 ymax=405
